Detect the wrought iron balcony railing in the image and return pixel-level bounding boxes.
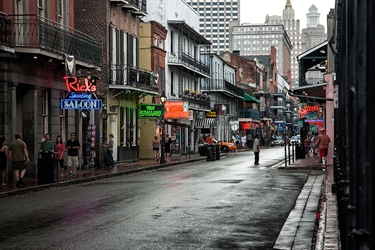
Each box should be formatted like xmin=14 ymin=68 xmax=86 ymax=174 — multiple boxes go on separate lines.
xmin=238 ymin=109 xmax=260 ymax=119
xmin=7 ymin=14 xmax=102 ymax=65
xmin=168 ymin=51 xmax=210 ymax=77
xmin=201 ymin=79 xmax=244 ymax=98
xmin=181 ymin=93 xmax=210 ymax=110
xmin=109 ymin=65 xmax=159 ymax=93
xmin=270 ymin=101 xmax=286 ymax=108
xmin=0 ymin=13 xmax=12 ymax=47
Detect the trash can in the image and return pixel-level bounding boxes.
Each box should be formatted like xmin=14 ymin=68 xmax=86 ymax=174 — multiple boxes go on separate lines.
xmin=206 ymin=145 xmax=216 ymax=161
xmin=215 ymin=144 xmax=220 ymax=160
xmin=200 ymin=144 xmax=208 ymax=156
xmin=295 ymin=144 xmax=305 ymax=159
xmin=38 ymin=153 xmax=58 ymax=183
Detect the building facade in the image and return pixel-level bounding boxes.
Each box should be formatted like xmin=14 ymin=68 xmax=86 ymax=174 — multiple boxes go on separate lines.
xmin=186 ymin=0 xmax=240 ymax=54
xmin=0 ymin=0 xmax=102 ymax=177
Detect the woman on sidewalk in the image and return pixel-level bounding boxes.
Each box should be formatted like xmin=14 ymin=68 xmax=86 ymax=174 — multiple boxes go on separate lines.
xmin=0 ymin=137 xmax=10 ymax=186
xmin=54 ymin=136 xmax=65 ymax=177
xmin=152 ymin=136 xmax=160 ymax=161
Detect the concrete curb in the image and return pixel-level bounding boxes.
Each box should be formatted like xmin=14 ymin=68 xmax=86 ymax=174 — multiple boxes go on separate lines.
xmin=0 ymin=156 xmax=210 ymax=198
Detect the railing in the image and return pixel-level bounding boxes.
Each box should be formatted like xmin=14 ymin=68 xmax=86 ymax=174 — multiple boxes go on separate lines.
xmin=182 ymin=94 xmax=210 ymax=110
xmin=7 ymin=14 xmax=102 ymax=65
xmin=109 ymin=65 xmax=159 ymax=93
xmin=201 ymin=79 xmax=244 ymax=97
xmin=270 ymin=101 xmax=286 ymax=107
xmin=168 ymin=52 xmax=210 ymax=76
xmin=0 ymin=13 xmax=12 ymax=47
xmin=238 ymin=109 xmax=260 ymax=119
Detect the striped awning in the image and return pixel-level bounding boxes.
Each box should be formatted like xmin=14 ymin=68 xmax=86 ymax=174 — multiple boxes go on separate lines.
xmin=194 ymin=118 xmax=217 ymax=129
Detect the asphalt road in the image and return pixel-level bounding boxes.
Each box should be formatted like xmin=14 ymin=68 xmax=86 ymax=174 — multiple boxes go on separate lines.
xmin=0 ymin=147 xmax=309 ymax=250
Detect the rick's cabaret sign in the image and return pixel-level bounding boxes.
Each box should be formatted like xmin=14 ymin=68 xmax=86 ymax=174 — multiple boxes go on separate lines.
xmin=60 ymin=76 xmax=102 ymax=110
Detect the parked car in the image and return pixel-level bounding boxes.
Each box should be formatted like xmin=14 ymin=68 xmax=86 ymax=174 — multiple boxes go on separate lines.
xmin=271 ymin=136 xmax=285 ymax=147
xmin=290 ymin=135 xmax=301 ymax=144
xmin=216 ymin=141 xmax=237 ymax=152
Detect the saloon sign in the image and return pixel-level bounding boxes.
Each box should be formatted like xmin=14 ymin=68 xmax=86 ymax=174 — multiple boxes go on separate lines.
xmin=60 ymin=76 xmax=102 ymax=110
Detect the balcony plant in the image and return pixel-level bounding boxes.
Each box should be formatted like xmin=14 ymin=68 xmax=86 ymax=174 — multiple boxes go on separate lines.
xmin=191 ymin=90 xmax=196 ymax=95
xmin=184 ymin=88 xmax=189 ymax=94
xmin=202 ymin=93 xmax=207 ymax=99
xmin=207 ymin=95 xmax=211 ymax=101
xmin=196 ymin=92 xmax=201 ymax=98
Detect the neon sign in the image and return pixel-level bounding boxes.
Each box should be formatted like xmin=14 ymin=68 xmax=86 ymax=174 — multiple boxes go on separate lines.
xmin=299 ymin=102 xmax=323 ymax=119
xmin=60 ymin=99 xmax=102 ymax=110
xmin=63 ymin=76 xmax=97 ymax=92
xmin=164 ymin=101 xmax=189 ymax=119
xmin=138 ymin=104 xmax=162 ymax=119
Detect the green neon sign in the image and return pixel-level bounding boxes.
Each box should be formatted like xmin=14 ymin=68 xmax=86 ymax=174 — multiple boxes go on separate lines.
xmin=138 ymin=104 xmax=163 ymax=119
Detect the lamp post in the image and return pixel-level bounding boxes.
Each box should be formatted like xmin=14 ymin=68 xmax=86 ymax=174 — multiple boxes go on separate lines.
xmin=160 ymin=92 xmax=167 ymax=164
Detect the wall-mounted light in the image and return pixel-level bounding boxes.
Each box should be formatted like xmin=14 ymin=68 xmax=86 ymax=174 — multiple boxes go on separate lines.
xmin=33 ymin=55 xmax=38 ymax=59
xmin=101 ymin=104 xmax=108 ymax=120
xmin=331 ymin=113 xmax=334 ymax=125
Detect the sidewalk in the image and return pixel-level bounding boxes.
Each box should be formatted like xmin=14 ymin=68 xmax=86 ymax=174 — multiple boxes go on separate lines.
xmin=274 ymin=153 xmax=341 ymax=250
xmin=0 ymin=152 xmax=207 ymax=198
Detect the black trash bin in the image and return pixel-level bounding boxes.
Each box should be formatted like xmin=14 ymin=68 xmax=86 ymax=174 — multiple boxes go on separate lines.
xmin=215 ymin=144 xmax=220 ymax=160
xmin=200 ymin=144 xmax=208 ymax=156
xmin=295 ymin=144 xmax=305 ymax=159
xmin=38 ymin=153 xmax=58 ymax=183
xmin=206 ymin=145 xmax=216 ymax=161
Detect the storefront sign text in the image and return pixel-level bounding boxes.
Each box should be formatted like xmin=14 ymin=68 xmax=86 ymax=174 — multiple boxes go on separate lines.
xmin=164 ymin=101 xmax=189 ymax=119
xmin=60 ymin=99 xmax=102 ymax=110
xmin=138 ymin=104 xmax=163 ymax=119
xmin=205 ymin=111 xmax=217 ymax=118
xmin=63 ymin=76 xmax=97 ymax=92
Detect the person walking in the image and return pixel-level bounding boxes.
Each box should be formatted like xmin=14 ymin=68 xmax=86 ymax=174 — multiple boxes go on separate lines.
xmin=8 ymin=133 xmax=30 ymax=187
xmin=304 ymin=135 xmax=311 ymax=157
xmin=315 ymin=129 xmax=331 ymax=166
xmin=103 ymin=134 xmax=115 ymax=168
xmin=0 ymin=137 xmax=10 ymax=186
xmin=54 ymin=135 xmax=65 ymax=177
xmin=241 ymin=134 xmax=247 ymax=148
xmin=65 ymin=132 xmax=81 ymax=176
xmin=253 ymin=134 xmax=260 ymax=165
xmin=152 ymin=136 xmax=160 ymax=161
xmin=164 ymin=134 xmax=172 ymax=160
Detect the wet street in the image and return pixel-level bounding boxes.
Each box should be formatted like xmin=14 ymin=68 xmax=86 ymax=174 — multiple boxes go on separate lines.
xmin=0 ymin=147 xmax=309 ymax=250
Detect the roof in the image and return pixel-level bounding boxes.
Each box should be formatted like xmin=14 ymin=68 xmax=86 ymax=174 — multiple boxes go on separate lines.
xmin=168 ymin=20 xmax=211 ymax=45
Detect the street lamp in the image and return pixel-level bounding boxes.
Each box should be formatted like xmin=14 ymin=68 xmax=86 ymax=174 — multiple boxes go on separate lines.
xmin=160 ymin=92 xmax=167 ymax=164
xmin=101 ymin=104 xmax=108 ymax=121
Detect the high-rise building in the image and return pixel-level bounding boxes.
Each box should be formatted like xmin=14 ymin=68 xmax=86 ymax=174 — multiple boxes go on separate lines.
xmin=186 ymin=0 xmax=240 ymax=54
xmin=302 ymin=4 xmax=327 ymax=50
xmin=229 ymin=21 xmax=292 ymax=82
xmin=265 ymin=0 xmax=303 ymax=88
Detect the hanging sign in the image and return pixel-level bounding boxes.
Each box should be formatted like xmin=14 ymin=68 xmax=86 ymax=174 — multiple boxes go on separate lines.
xmin=164 ymin=101 xmax=189 ymax=119
xmin=138 ymin=104 xmax=163 ymax=119
xmin=63 ymin=76 xmax=97 ymax=92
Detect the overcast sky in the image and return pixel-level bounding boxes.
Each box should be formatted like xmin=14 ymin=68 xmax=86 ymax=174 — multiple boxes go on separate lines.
xmin=240 ymin=0 xmax=335 ymax=30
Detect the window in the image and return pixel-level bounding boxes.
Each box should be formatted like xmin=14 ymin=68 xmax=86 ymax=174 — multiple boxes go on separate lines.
xmin=59 ymin=92 xmax=66 ymax=141
xmin=57 ymin=0 xmax=62 ymax=17
xmin=170 ymin=71 xmax=174 ymax=95
xmin=170 ymin=31 xmax=174 ymax=53
xmin=41 ymin=89 xmax=49 ymax=138
xmin=120 ymin=107 xmax=137 ymax=147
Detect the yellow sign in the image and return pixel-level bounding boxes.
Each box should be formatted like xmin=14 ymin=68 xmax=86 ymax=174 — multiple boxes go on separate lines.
xmin=164 ymin=101 xmax=189 ymax=119
xmin=206 ymin=111 xmax=217 ymax=118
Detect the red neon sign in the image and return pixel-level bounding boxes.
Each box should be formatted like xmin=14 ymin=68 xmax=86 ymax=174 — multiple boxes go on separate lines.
xmin=164 ymin=101 xmax=189 ymax=119
xmin=64 ymin=76 xmax=97 ymax=92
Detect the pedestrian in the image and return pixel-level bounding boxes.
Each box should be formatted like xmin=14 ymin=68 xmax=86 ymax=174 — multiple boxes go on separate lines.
xmin=103 ymin=134 xmax=114 ymax=168
xmin=39 ymin=133 xmax=54 ymax=158
xmin=8 ymin=132 xmax=30 ymax=187
xmin=152 ymin=135 xmax=160 ymax=161
xmin=65 ymin=132 xmax=81 ymax=176
xmin=253 ymin=134 xmax=260 ymax=165
xmin=315 ymin=129 xmax=331 ymax=166
xmin=164 ymin=134 xmax=172 ymax=160
xmin=304 ymin=135 xmax=311 ymax=157
xmin=54 ymin=135 xmax=65 ymax=177
xmin=235 ymin=133 xmax=240 ymax=149
xmin=0 ymin=137 xmax=10 ymax=186
xmin=241 ymin=134 xmax=247 ymax=148
xmin=206 ymin=134 xmax=212 ymax=144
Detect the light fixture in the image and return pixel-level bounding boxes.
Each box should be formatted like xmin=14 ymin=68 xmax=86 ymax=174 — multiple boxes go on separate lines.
xmin=33 ymin=55 xmax=38 ymax=59
xmin=48 ymin=58 xmax=52 ymax=63
xmin=160 ymin=91 xmax=166 ymax=103
xmin=101 ymin=104 xmax=108 ymax=120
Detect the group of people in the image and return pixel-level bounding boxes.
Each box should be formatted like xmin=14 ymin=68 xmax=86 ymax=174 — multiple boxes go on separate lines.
xmin=303 ymin=129 xmax=331 ymax=166
xmin=152 ymin=134 xmax=172 ymax=162
xmin=0 ymin=132 xmax=82 ymax=187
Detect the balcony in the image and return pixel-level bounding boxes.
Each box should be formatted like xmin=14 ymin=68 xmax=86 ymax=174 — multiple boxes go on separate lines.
xmin=238 ymin=109 xmax=260 ymax=120
xmin=122 ymin=0 xmax=147 ymax=16
xmin=270 ymin=101 xmax=286 ymax=110
xmin=109 ymin=65 xmax=159 ymax=95
xmin=168 ymin=51 xmax=210 ymax=78
xmin=181 ymin=93 xmax=210 ymax=111
xmin=7 ymin=14 xmax=102 ymax=66
xmin=0 ymin=13 xmax=14 ymax=52
xmin=201 ymin=79 xmax=244 ymax=99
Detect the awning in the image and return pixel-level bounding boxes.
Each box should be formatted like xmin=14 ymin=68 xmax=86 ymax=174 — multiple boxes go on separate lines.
xmin=244 ymin=93 xmax=261 ymax=103
xmin=194 ymin=118 xmax=217 ymax=129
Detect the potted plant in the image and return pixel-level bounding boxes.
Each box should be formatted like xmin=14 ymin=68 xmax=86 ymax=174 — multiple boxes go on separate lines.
xmin=184 ymin=88 xmax=189 ymax=94
xmin=207 ymin=95 xmax=211 ymax=101
xmin=191 ymin=90 xmax=196 ymax=95
xmin=202 ymin=93 xmax=207 ymax=99
xmin=196 ymin=92 xmax=201 ymax=98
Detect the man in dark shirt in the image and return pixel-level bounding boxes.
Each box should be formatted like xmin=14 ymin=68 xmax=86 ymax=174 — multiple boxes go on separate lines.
xmin=65 ymin=132 xmax=81 ymax=176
